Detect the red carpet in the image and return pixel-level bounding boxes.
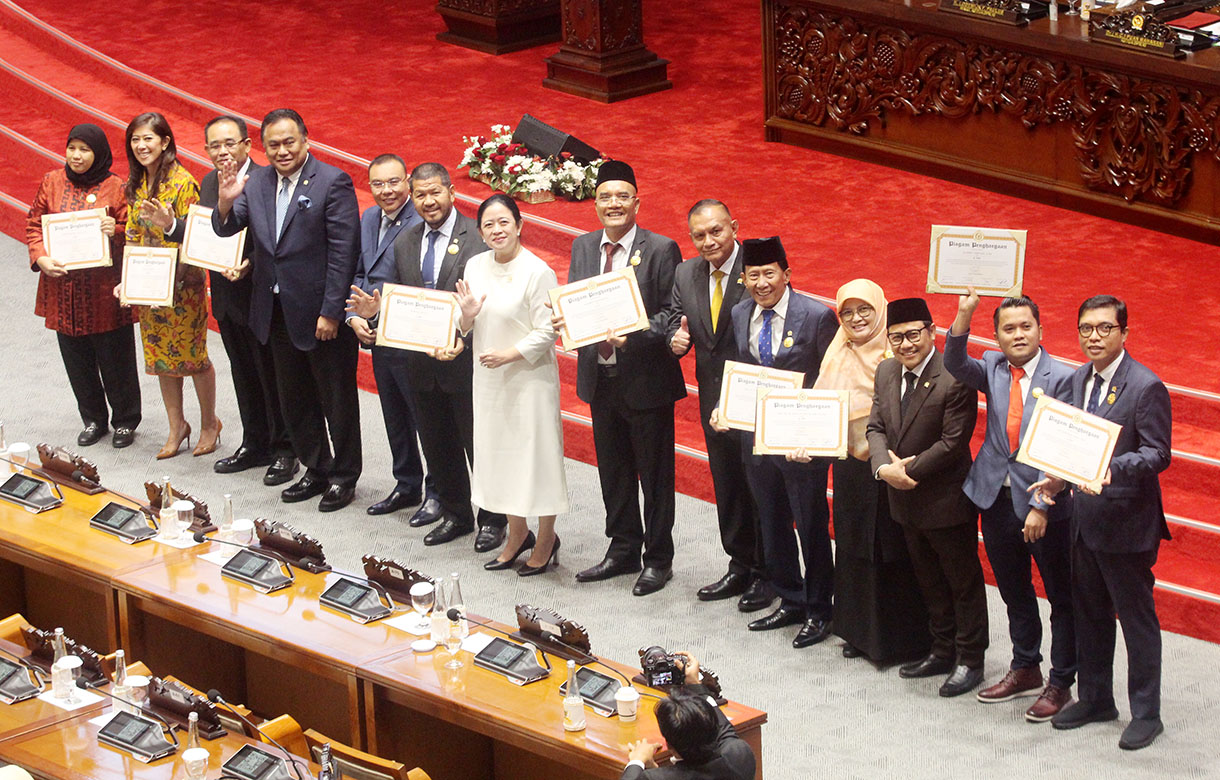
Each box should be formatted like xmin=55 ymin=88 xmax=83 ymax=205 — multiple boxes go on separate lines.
xmin=3 ymin=0 xmax=1220 ymax=642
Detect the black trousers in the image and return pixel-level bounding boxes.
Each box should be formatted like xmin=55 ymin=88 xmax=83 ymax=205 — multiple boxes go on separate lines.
xmin=744 ymin=453 xmax=832 ymax=620
xmin=217 ymin=315 xmax=291 ymax=458
xmin=1073 ymin=542 xmax=1161 ymax=719
xmin=701 ymin=417 xmax=761 ymax=577
xmin=590 ymin=372 xmax=676 ymax=569
xmin=979 ymin=488 xmax=1076 ymax=688
xmin=268 ymin=301 xmax=361 ymax=487
xmin=57 ymin=325 xmax=141 ymax=430
xmin=371 ymin=346 xmax=433 ymax=497
xmin=903 ymin=521 xmax=989 ymax=668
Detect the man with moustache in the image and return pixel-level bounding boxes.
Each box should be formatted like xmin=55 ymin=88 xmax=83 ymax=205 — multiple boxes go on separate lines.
xmin=866 ymin=297 xmax=985 ymax=696
xmin=665 ymin=200 xmax=768 ymax=610
xmin=213 ymin=108 xmax=361 ymax=512
xmin=946 ymin=290 xmax=1076 ymax=721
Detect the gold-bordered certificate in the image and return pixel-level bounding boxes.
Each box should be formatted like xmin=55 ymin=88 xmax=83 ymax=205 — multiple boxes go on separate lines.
xmin=374 ymin=282 xmax=458 ymax=353
xmin=119 ymin=246 xmax=176 ymax=307
xmin=1016 ymin=394 xmax=1122 ymax=493
xmin=180 ymin=205 xmax=245 ymax=272
xmin=926 ymin=225 xmax=1026 ymax=297
xmin=547 ymin=266 xmax=649 ymax=351
xmin=753 ymin=389 xmax=849 ymax=457
xmin=41 ymin=208 xmax=109 ymax=270
xmin=717 ymin=360 xmax=805 ymax=432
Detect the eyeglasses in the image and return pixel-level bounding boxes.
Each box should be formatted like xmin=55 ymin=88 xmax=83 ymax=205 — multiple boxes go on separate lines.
xmin=886 ymin=326 xmax=928 ymax=346
xmin=595 ymin=193 xmax=636 ymax=206
xmin=205 ymin=139 xmax=246 ymax=152
xmin=370 ymin=177 xmax=404 ymax=191
xmin=1078 ymin=323 xmax=1119 ymax=337
xmin=839 ymin=304 xmax=875 ymax=321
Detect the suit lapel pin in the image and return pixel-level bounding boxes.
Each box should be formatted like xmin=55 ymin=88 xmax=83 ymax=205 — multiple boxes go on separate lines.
xmin=1108 ymin=383 xmax=1121 ymax=404
xmin=923 ymin=381 xmax=930 ymax=388
xmin=736 ymin=274 xmax=744 ymax=285
xmin=447 ymin=243 xmax=459 ymax=255
xmin=1032 ymin=387 xmax=1044 ymax=398
xmin=302 ymin=179 xmax=309 ymax=186
xmin=85 ymin=194 xmax=97 ymax=204
xmin=629 ymin=250 xmax=641 ymax=266
xmin=782 ymin=331 xmax=794 ymax=349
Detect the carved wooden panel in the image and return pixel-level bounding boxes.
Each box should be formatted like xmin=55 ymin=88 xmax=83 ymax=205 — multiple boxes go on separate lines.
xmin=769 ymin=4 xmax=1220 ymax=206
xmin=563 ymin=0 xmax=642 ymax=52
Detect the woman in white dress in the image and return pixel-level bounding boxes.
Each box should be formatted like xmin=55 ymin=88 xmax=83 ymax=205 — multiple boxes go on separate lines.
xmin=454 ymin=194 xmax=568 ymax=575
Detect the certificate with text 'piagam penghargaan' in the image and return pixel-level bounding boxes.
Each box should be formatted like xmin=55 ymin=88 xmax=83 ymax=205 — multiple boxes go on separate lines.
xmin=180 ymin=205 xmax=245 ymax=272
xmin=1016 ymin=394 xmax=1121 ymax=494
xmin=41 ymin=208 xmax=110 ymax=270
xmin=717 ymin=361 xmax=805 ymax=432
xmin=119 ymin=246 xmax=177 ymax=307
xmin=926 ymin=225 xmax=1026 ymax=297
xmin=753 ymin=389 xmax=849 ymax=457
xmin=548 ymin=266 xmax=649 ymax=351
xmin=374 ymin=282 xmax=458 ymax=353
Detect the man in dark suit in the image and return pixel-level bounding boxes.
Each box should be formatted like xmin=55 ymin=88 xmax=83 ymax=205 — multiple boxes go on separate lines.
xmin=665 ymin=200 xmax=768 ymax=611
xmin=710 ymin=237 xmax=838 ymax=648
xmin=561 ymin=161 xmax=686 ymax=596
xmin=945 ymin=290 xmax=1076 ymax=721
xmin=866 ymin=297 xmax=985 ymax=697
xmin=1037 ymin=295 xmax=1171 ymax=750
xmin=347 ymin=153 xmax=435 ymax=517
xmin=212 ymin=108 xmax=361 ymax=512
xmin=621 ymin=653 xmax=754 ymax=780
xmin=185 ymin=115 xmax=297 ymax=487
xmin=349 ymin=162 xmax=505 ymax=551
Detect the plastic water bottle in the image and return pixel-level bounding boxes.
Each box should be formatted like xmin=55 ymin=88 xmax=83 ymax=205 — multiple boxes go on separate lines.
xmin=449 ymin=572 xmax=468 ymax=638
xmin=562 ymin=660 xmax=586 ymax=732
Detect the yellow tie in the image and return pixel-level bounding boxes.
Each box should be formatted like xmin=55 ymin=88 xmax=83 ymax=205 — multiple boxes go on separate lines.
xmin=710 ymin=270 xmax=726 ymax=333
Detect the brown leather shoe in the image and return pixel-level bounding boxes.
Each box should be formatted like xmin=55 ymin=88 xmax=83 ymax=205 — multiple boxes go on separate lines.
xmin=1025 ymin=684 xmax=1073 ymax=723
xmin=976 ymin=667 xmax=1043 ymax=703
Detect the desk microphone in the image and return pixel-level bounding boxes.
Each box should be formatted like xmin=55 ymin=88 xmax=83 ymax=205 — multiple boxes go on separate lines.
xmin=478 ymin=610 xmax=636 ymax=689
xmin=71 ymin=469 xmax=100 ymax=489
xmin=206 ymin=689 xmax=308 ymax=780
xmin=445 ymin=609 xmax=552 ymax=672
xmin=75 ymin=677 xmax=180 ymax=747
xmin=193 ymin=532 xmax=297 ymax=583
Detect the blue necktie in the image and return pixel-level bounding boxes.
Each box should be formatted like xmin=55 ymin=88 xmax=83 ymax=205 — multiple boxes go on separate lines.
xmin=422 ymin=230 xmax=441 ymax=289
xmin=1086 ymin=372 xmax=1103 ymax=414
xmin=275 ymin=176 xmax=292 ymax=240
xmin=759 ymin=309 xmax=774 ymax=368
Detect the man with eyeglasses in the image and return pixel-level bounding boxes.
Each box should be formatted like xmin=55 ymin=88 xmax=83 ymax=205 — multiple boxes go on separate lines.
xmin=559 ymin=161 xmax=686 ymax=596
xmin=945 ymin=289 xmax=1076 ymax=722
xmin=1032 ymin=295 xmax=1171 ymax=750
xmin=866 ymin=297 xmax=986 ymax=697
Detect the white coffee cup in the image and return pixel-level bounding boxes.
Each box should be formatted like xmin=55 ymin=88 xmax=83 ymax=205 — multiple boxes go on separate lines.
xmin=615 ymin=684 xmax=640 ymax=721
xmin=124 ymin=674 xmax=149 ymax=711
xmin=7 ymin=442 xmax=30 ymax=469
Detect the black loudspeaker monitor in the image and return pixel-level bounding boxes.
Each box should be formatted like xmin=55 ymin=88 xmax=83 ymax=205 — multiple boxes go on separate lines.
xmin=512 ymin=114 xmax=600 ymax=163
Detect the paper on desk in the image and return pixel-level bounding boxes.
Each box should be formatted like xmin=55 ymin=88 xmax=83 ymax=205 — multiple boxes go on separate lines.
xmin=461 ymin=632 xmax=495 ymax=655
xmin=154 ymin=533 xmax=204 ymax=549
xmin=383 ymin=613 xmax=430 ymax=636
xmin=37 ymin=689 xmax=102 ymax=711
xmin=88 ymin=709 xmax=117 ymax=727
xmin=197 ymin=550 xmax=231 ymax=567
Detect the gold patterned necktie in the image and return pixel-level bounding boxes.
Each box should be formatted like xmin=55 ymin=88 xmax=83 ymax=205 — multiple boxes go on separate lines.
xmin=710 ymin=270 xmax=726 ymax=333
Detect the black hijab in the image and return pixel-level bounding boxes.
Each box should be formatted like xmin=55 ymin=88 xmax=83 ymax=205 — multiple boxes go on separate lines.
xmin=65 ymin=124 xmax=113 ymax=188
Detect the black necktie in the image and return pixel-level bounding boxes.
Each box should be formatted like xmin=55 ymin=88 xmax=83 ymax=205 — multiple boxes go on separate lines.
xmin=1086 ymin=372 xmax=1104 ymax=415
xmin=900 ymin=371 xmax=917 ymax=417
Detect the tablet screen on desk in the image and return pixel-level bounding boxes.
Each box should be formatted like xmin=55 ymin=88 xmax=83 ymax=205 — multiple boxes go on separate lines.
xmin=481 ymin=638 xmax=529 ymax=669
xmin=322 ymin=579 xmax=369 ymax=608
xmin=228 ymin=550 xmax=271 ymax=578
xmin=91 ymin=502 xmax=141 ymax=529
xmin=0 ymin=658 xmax=22 ymax=685
xmin=98 ymin=711 xmax=155 ymax=744
xmin=224 ymin=745 xmax=282 ymax=779
xmin=578 ymin=670 xmax=613 ymax=699
xmin=1 ymin=475 xmax=41 ymax=500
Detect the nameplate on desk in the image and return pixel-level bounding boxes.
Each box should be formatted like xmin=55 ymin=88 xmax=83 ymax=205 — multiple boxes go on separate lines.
xmin=89 ymin=501 xmax=157 ymax=543
xmin=0 ymin=658 xmax=41 ymax=704
xmin=0 ymin=473 xmax=63 ymax=513
xmin=222 ymin=744 xmax=297 ymax=780
xmin=220 ymin=549 xmax=292 ymax=593
xmin=319 ymin=578 xmax=392 ymax=623
xmin=938 ymin=0 xmax=1047 ymax=26
xmin=1090 ymin=9 xmax=1192 ymax=57
xmin=96 ymin=709 xmax=176 ymax=763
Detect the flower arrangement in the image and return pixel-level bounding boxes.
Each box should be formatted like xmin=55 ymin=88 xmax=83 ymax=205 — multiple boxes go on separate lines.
xmin=460 ymin=124 xmax=606 ymax=203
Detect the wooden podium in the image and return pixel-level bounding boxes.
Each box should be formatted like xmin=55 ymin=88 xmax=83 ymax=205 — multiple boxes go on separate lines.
xmin=543 ymin=0 xmax=671 ymax=102
xmin=436 ymin=0 xmax=561 ymax=55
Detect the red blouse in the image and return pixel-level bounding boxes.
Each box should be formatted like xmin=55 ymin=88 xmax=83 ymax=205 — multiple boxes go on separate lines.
xmin=26 ymin=169 xmax=135 ymax=336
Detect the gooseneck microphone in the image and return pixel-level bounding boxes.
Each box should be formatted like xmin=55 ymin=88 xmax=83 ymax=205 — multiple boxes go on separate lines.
xmin=206 ymin=689 xmax=307 ymax=780
xmin=75 ymin=677 xmax=180 ymax=747
xmin=193 ymin=532 xmax=297 ymax=583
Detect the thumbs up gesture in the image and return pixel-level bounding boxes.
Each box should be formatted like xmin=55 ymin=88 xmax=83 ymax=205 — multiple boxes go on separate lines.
xmin=670 ymin=315 xmax=691 ymax=356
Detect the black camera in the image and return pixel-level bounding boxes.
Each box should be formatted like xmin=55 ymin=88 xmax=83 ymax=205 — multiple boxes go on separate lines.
xmin=638 ymin=645 xmax=686 ymax=688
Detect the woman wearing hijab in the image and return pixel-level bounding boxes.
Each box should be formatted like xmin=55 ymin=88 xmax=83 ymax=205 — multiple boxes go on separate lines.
xmin=26 ymin=124 xmax=141 ymax=449
xmin=121 ymin=112 xmax=219 ymax=460
xmin=812 ymin=279 xmax=931 ymax=663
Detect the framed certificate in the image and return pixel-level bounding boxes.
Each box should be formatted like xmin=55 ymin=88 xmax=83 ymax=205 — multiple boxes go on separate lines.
xmin=374 ymin=282 xmax=458 ymax=353
xmin=753 ymin=389 xmax=849 ymax=458
xmin=40 ymin=208 xmax=109 ymax=270
xmin=547 ymin=266 xmax=650 ymax=351
xmin=180 ymin=205 xmax=245 ymax=272
xmin=717 ymin=360 xmax=804 ymax=432
xmin=1016 ymin=394 xmax=1122 ymax=493
xmin=926 ymin=225 xmax=1026 ymax=297
xmin=119 ymin=246 xmax=177 ymax=307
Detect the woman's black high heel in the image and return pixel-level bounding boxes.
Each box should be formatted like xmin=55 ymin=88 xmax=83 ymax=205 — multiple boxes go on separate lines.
xmin=518 ymin=535 xmax=560 ymax=577
xmin=484 ymin=531 xmax=535 ymax=571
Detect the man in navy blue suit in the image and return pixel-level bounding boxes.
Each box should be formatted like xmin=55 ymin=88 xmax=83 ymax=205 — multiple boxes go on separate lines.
xmin=1035 ymin=295 xmax=1172 ymax=750
xmin=945 ymin=290 xmax=1076 ymax=722
xmin=213 ymin=108 xmax=361 ymax=512
xmin=347 ymin=153 xmax=435 ymax=517
xmin=712 ymin=236 xmax=838 ymax=648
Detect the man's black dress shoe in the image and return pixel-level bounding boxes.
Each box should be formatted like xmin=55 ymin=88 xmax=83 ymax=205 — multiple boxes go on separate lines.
xmin=697 ymin=571 xmax=748 ymax=602
xmin=424 ymin=516 xmax=473 ymax=546
xmin=367 ymin=490 xmax=421 ymax=516
xmin=747 ymin=606 xmax=805 ymax=632
xmin=474 ymin=524 xmax=506 ymax=553
xmin=737 ymin=578 xmax=774 ymax=613
xmin=408 ymin=498 xmax=444 ymax=528
xmin=281 ymin=475 xmax=326 ymax=503
xmin=939 ymin=665 xmax=984 ymax=697
xmin=842 ymin=644 xmax=864 ymax=659
xmin=263 ymin=456 xmax=299 ymax=486
xmin=111 ymin=427 xmax=135 ymax=449
xmin=575 ymin=557 xmax=641 ymax=583
xmin=319 ymin=484 xmax=355 ymax=512
xmin=1119 ymin=717 xmax=1163 ymax=750
xmin=215 ymin=446 xmax=271 ymax=474
xmin=632 ymin=567 xmax=673 ymax=597
xmin=898 ymin=653 xmax=955 ymax=679
xmin=793 ymin=619 xmax=831 ymax=649
xmin=78 ymin=422 xmax=107 ymax=447
xmin=1051 ymin=699 xmax=1120 ymax=730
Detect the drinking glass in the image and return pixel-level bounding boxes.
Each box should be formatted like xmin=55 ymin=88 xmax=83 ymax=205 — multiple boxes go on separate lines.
xmin=8 ymin=442 xmax=29 ymax=471
xmin=182 ymin=747 xmax=210 ymax=779
xmin=227 ymin=518 xmax=254 ymax=560
xmin=409 ymin=581 xmax=435 ymax=632
xmin=1065 ymin=0 xmax=1080 ymax=14
xmin=443 ymin=620 xmax=463 ymax=669
xmin=173 ymin=500 xmax=195 ymax=539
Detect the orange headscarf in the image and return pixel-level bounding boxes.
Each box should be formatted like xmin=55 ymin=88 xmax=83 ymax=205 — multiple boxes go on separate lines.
xmin=813 ymin=279 xmax=888 ymax=460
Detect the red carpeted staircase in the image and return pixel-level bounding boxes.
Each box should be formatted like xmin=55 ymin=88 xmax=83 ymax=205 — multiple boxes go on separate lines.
xmin=2 ymin=0 xmax=1219 ymax=643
